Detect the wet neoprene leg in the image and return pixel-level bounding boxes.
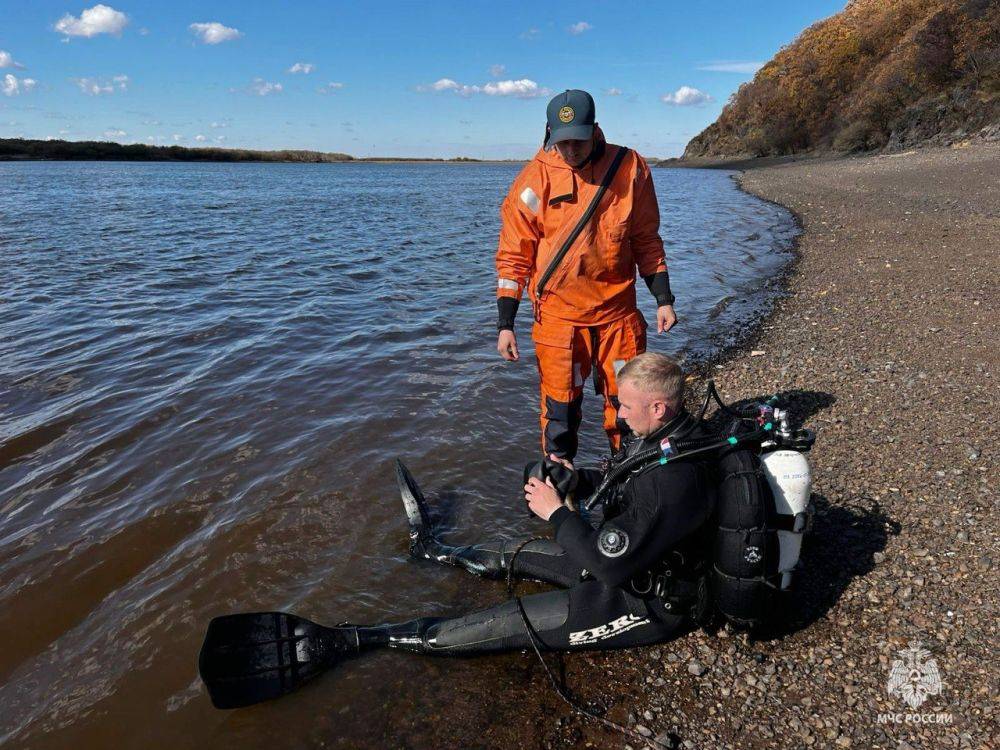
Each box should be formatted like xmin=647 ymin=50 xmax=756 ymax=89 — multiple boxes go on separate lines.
xmin=397 ymin=460 xmax=582 ymax=586
xmin=349 ymin=580 xmax=685 ymax=656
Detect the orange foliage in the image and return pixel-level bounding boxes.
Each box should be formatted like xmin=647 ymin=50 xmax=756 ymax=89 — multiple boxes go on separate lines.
xmin=685 ymin=0 xmax=1000 ymax=157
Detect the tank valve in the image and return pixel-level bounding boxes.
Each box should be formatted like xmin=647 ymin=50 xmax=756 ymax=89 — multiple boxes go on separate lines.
xmin=773 ymin=408 xmax=794 ymax=439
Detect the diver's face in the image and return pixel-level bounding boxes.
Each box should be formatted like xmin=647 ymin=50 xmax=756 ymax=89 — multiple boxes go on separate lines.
xmin=617 ymin=380 xmax=674 ymax=438
xmin=554 ymin=133 xmax=595 ymax=168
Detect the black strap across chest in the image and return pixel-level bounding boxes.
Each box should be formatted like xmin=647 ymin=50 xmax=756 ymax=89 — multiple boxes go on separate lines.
xmin=535 ymin=146 xmax=630 ymax=301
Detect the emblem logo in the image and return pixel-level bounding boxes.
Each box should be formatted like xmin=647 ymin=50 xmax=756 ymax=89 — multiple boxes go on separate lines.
xmin=558 ymin=106 xmax=575 ymax=123
xmin=744 ymin=546 xmax=762 ymax=564
xmin=888 ymin=641 xmax=943 ymax=709
xmin=598 ymin=528 xmax=629 ymax=557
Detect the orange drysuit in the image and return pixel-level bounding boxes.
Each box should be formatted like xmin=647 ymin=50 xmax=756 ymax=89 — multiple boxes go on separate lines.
xmin=496 ymin=127 xmax=669 ymax=459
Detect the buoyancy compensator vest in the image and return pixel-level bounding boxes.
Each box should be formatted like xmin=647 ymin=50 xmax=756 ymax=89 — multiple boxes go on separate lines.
xmin=712 ymin=410 xmax=815 ymax=628
xmin=581 ymin=381 xmax=816 ymax=630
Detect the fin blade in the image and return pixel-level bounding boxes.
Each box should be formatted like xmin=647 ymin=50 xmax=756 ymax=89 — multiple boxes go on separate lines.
xmin=395 ymin=459 xmax=432 ymax=530
xmin=198 ymin=612 xmax=332 ymax=709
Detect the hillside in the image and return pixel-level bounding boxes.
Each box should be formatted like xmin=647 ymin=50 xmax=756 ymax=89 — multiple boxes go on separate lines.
xmin=684 ymin=0 xmax=1000 ymax=157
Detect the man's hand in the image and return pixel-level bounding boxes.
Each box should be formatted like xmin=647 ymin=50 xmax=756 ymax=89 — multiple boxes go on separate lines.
xmin=497 ymin=330 xmax=519 ymax=361
xmin=656 ymin=304 xmax=677 ymax=334
xmin=524 ymin=476 xmax=563 ymax=520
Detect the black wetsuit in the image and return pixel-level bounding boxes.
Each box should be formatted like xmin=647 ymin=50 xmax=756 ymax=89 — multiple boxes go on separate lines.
xmin=358 ymin=411 xmax=715 ymax=655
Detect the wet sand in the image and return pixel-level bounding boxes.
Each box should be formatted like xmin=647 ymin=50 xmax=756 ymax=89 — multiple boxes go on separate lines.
xmin=446 ymin=143 xmax=998 ymax=749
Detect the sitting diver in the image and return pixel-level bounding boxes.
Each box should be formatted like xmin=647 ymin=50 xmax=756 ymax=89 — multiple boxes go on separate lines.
xmin=343 ymin=351 xmax=715 ymax=654
xmin=199 ymin=353 xmax=721 ymax=709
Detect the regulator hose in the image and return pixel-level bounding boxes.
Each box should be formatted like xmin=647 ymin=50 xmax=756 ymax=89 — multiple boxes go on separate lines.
xmin=583 ymin=425 xmax=773 ymax=511
xmin=506 ymin=539 xmax=675 ymax=750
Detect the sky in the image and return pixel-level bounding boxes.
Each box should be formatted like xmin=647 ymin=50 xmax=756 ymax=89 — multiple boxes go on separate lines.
xmin=0 ymin=1 xmax=847 ymax=159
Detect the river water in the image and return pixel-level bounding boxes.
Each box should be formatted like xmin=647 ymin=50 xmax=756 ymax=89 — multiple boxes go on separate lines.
xmin=0 ymin=161 xmax=796 ymax=749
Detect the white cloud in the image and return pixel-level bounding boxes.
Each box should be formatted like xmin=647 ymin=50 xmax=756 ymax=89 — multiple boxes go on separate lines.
xmin=661 ymin=86 xmax=713 ymax=106
xmin=103 ymin=128 xmax=126 ymax=137
xmin=245 ymin=78 xmax=282 ymax=96
xmin=189 ymin=22 xmax=241 ymax=45
xmin=72 ymin=75 xmax=128 ymax=95
xmin=0 ymin=50 xmax=23 ymax=69
xmin=520 ymin=27 xmax=540 ymax=41
xmin=568 ymin=21 xmax=592 ymax=35
xmin=482 ymin=79 xmax=547 ymax=97
xmin=2 ymin=74 xmax=37 ymax=96
xmin=172 ymin=134 xmax=183 ymax=141
xmin=55 ymin=4 xmax=129 ymax=38
xmin=605 ymin=87 xmax=623 ymax=96
xmin=287 ymin=62 xmax=315 ymax=74
xmin=428 ymin=78 xmax=461 ymax=92
xmin=489 ymin=64 xmax=505 ymax=78
xmin=697 ymin=61 xmax=765 ymax=74
xmin=210 ymin=121 xmax=228 ymax=128
xmin=420 ymin=77 xmax=549 ymax=99
xmin=215 ymin=135 xmax=226 ymax=143
xmin=317 ymin=81 xmax=344 ymax=94
xmin=194 ymin=134 xmax=207 ymax=142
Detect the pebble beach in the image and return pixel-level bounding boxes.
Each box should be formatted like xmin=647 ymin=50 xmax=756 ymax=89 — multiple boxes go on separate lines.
xmin=430 ymin=143 xmax=998 ymax=750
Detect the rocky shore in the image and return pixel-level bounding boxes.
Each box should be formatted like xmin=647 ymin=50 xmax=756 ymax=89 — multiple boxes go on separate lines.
xmin=372 ymin=143 xmax=996 ymax=750
xmin=449 ymin=143 xmax=997 ymax=750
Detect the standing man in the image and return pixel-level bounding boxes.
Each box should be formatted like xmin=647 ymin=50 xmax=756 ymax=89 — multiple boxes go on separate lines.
xmin=495 ymin=89 xmax=676 ymax=461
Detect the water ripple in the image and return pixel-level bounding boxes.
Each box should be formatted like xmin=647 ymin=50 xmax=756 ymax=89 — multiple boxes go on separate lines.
xmin=0 ymin=161 xmax=797 ymax=748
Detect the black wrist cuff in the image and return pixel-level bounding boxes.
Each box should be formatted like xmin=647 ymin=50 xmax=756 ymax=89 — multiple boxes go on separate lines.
xmin=548 ymin=505 xmax=573 ymax=531
xmin=497 ymin=297 xmax=519 ymax=331
xmin=643 ymin=271 xmax=674 ymax=307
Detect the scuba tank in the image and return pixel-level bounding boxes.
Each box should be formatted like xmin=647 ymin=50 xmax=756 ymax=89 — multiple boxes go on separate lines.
xmin=761 ymin=447 xmax=812 ymax=590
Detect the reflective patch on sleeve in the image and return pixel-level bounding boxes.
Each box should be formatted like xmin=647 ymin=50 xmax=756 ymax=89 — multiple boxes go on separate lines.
xmin=520 ymin=186 xmax=541 ymax=214
xmin=598 ymin=527 xmax=629 ymax=558
xmin=498 ymin=278 xmax=519 ymax=291
xmin=613 ymin=359 xmax=627 ymax=377
xmin=573 ymin=362 xmax=583 ymax=387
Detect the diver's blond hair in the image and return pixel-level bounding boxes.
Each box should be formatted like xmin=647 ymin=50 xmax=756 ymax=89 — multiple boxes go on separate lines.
xmin=617 ymin=353 xmax=684 ymax=406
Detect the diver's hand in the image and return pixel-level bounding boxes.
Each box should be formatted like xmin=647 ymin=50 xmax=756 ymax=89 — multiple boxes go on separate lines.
xmin=524 ymin=477 xmax=562 ymax=521
xmin=497 ymin=330 xmax=519 ymax=361
xmin=656 ymin=304 xmax=677 ymax=334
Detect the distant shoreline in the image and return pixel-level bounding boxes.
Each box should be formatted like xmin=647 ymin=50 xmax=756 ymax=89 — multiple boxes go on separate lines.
xmin=0 ymin=137 xmax=529 ymax=165
xmin=0 ymin=157 xmax=530 ymax=165
xmin=0 ymin=137 xmax=683 ymax=165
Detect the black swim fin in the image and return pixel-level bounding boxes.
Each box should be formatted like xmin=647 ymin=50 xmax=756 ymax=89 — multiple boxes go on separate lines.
xmin=198 ymin=611 xmax=360 ymax=709
xmin=396 ymin=459 xmax=432 ymax=529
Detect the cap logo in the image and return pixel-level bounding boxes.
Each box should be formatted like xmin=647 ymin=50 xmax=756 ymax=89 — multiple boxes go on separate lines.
xmin=558 ymin=106 xmax=575 ymax=124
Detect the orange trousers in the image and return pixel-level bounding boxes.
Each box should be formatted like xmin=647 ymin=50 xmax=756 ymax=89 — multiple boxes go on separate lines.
xmin=531 ymin=310 xmax=647 ymax=460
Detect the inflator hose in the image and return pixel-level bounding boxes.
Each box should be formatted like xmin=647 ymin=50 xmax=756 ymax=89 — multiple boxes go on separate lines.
xmin=583 ymin=426 xmax=772 ymax=511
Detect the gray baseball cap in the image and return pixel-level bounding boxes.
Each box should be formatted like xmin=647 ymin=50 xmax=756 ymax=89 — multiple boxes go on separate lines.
xmin=544 ymin=89 xmax=595 ymax=148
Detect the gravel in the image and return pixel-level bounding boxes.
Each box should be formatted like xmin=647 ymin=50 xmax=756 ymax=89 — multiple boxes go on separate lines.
xmin=403 ymin=143 xmax=998 ymax=750
xmin=521 ymin=143 xmax=998 ymax=750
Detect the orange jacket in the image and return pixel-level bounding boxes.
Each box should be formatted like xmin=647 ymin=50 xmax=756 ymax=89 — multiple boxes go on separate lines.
xmin=495 ymin=126 xmax=666 ymax=325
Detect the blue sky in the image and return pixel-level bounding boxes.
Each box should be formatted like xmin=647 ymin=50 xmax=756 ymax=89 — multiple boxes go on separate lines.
xmin=1 ymin=1 xmax=846 ymax=158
